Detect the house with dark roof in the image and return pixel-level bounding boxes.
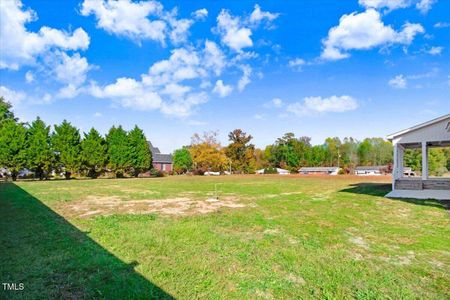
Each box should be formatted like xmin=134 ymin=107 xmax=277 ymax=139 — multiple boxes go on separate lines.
xmin=298 ymin=167 xmax=340 ymax=175
xmin=148 ymin=141 xmax=173 ymax=172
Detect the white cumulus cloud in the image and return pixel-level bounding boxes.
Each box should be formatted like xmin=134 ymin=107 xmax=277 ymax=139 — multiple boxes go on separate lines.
xmin=52 ymin=52 xmax=91 ymax=86
xmin=359 ymin=0 xmax=437 ymax=13
xmin=288 ymin=58 xmax=306 ymax=71
xmin=214 ymin=5 xmax=278 ymax=52
xmin=427 ymin=46 xmax=443 ymax=55
xmin=81 ymin=0 xmax=197 ymax=46
xmin=25 ymin=71 xmax=35 ymax=83
xmin=0 ymin=86 xmax=26 ymax=105
xmin=165 ymin=9 xmax=194 ymax=45
xmin=81 ymin=0 xmax=166 ymax=44
xmin=321 ymin=9 xmax=424 ymax=60
xmin=203 ymin=40 xmax=227 ymax=76
xmin=264 ymin=98 xmax=283 ymax=108
xmin=0 ymin=0 xmax=89 ymax=70
xmin=388 ymin=74 xmax=407 ymax=88
xmin=213 ymin=80 xmax=233 ymax=98
xmin=358 ymin=0 xmax=409 ymax=11
xmin=89 ymin=41 xmax=231 ymax=117
xmin=192 ymin=8 xmax=208 ymax=20
xmin=215 ymin=9 xmax=253 ymax=52
xmin=434 ymin=22 xmax=450 ymax=28
xmin=416 ymin=0 xmax=437 ymax=13
xmin=237 ymin=65 xmax=252 ymax=91
xmin=249 ymin=4 xmax=279 ymax=27
xmin=287 ymin=95 xmax=358 ymax=116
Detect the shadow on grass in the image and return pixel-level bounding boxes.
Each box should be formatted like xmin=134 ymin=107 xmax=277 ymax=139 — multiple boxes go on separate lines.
xmin=340 ymin=182 xmax=446 ymax=210
xmin=0 ymin=182 xmax=174 ymax=299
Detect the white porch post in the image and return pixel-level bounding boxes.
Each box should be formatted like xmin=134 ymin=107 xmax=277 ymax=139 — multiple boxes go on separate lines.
xmin=397 ymin=144 xmax=404 ymax=178
xmin=393 ymin=144 xmax=397 ymax=190
xmin=392 ymin=143 xmax=404 ymax=190
xmin=422 ymin=141 xmax=428 ymax=180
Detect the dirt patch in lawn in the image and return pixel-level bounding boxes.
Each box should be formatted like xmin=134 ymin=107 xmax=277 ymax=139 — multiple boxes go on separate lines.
xmin=58 ymin=195 xmax=246 ymax=218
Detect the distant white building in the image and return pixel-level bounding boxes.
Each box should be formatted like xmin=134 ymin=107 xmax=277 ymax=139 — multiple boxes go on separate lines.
xmin=355 ymin=166 xmax=385 ymax=176
xmin=256 ymin=168 xmax=290 ymax=175
xmin=276 ymin=168 xmax=290 ymax=175
xmin=299 ymin=167 xmax=339 ymax=175
xmin=386 ymin=113 xmax=450 ymax=200
xmin=204 ymin=171 xmax=221 ymax=176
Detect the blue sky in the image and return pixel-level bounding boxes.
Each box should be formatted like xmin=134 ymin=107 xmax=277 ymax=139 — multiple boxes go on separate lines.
xmin=1 ymin=0 xmax=449 ymax=152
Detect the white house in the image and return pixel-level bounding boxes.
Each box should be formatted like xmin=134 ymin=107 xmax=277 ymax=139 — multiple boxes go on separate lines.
xmin=256 ymin=168 xmax=290 ymax=175
xmin=355 ymin=166 xmax=385 ymax=176
xmin=386 ymin=114 xmax=450 ymax=200
xmin=299 ymin=167 xmax=339 ymax=175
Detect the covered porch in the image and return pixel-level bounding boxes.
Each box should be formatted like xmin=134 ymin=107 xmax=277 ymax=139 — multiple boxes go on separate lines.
xmin=386 ymin=114 xmax=450 ymax=200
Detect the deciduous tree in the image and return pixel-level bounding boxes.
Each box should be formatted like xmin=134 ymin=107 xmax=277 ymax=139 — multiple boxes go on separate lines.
xmin=268 ymin=133 xmax=312 ymax=170
xmin=173 ymin=147 xmax=193 ymax=174
xmin=190 ymin=131 xmax=228 ymax=172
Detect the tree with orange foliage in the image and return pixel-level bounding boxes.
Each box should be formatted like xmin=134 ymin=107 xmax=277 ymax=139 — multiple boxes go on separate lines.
xmin=189 ymin=131 xmax=228 ymax=172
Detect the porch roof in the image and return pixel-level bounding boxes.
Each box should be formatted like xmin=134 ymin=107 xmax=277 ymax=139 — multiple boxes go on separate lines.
xmin=387 ymin=113 xmax=450 ymax=141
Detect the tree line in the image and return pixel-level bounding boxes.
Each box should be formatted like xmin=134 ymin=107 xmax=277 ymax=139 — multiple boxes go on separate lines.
xmin=172 ymin=130 xmax=393 ymax=174
xmin=0 ymin=97 xmax=152 ymax=181
xmin=2 ymin=96 xmax=448 ymax=179
xmin=173 ymin=130 xmax=449 ymax=176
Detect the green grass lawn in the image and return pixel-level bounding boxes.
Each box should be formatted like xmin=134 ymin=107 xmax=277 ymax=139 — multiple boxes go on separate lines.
xmin=1 ymin=176 xmax=449 ymax=299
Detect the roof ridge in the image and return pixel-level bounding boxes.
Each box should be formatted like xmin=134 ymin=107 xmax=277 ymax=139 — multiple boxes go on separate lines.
xmin=387 ymin=113 xmax=450 ymax=140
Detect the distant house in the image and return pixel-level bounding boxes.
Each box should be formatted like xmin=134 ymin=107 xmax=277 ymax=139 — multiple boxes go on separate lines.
xmin=148 ymin=141 xmax=173 ymax=172
xmin=299 ymin=167 xmax=339 ymax=175
xmin=355 ymin=166 xmax=386 ymax=176
xmin=204 ymin=171 xmax=221 ymax=176
xmin=256 ymin=168 xmax=290 ymax=175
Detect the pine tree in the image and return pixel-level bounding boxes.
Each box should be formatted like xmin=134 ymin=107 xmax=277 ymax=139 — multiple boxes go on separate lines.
xmin=52 ymin=120 xmax=81 ymax=179
xmin=27 ymin=117 xmax=53 ymax=180
xmin=81 ymin=128 xmax=107 ymax=178
xmin=106 ymin=126 xmax=129 ymax=177
xmin=127 ymin=125 xmax=152 ymax=177
xmin=0 ymin=119 xmax=27 ymax=181
xmin=0 ymin=96 xmax=17 ymax=125
xmin=225 ymin=129 xmax=256 ymax=173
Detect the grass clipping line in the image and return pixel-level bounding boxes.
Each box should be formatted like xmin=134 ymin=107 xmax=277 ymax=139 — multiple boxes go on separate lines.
xmin=59 ymin=195 xmax=246 ymax=218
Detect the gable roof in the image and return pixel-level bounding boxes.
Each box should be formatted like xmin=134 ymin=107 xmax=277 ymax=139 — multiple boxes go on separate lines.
xmin=153 ymin=153 xmax=172 ymax=164
xmin=147 ymin=141 xmax=172 ymax=163
xmin=147 ymin=141 xmax=160 ymax=154
xmin=387 ymin=113 xmax=450 ymax=140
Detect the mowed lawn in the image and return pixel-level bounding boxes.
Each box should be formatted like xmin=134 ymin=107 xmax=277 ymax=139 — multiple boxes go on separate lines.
xmin=1 ymin=176 xmax=449 ymax=299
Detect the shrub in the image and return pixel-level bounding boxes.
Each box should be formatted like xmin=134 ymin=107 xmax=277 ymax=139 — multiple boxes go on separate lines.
xmin=264 ymin=167 xmax=278 ymax=174
xmin=193 ymin=169 xmax=204 ymax=176
xmin=150 ymin=169 xmax=165 ymax=177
